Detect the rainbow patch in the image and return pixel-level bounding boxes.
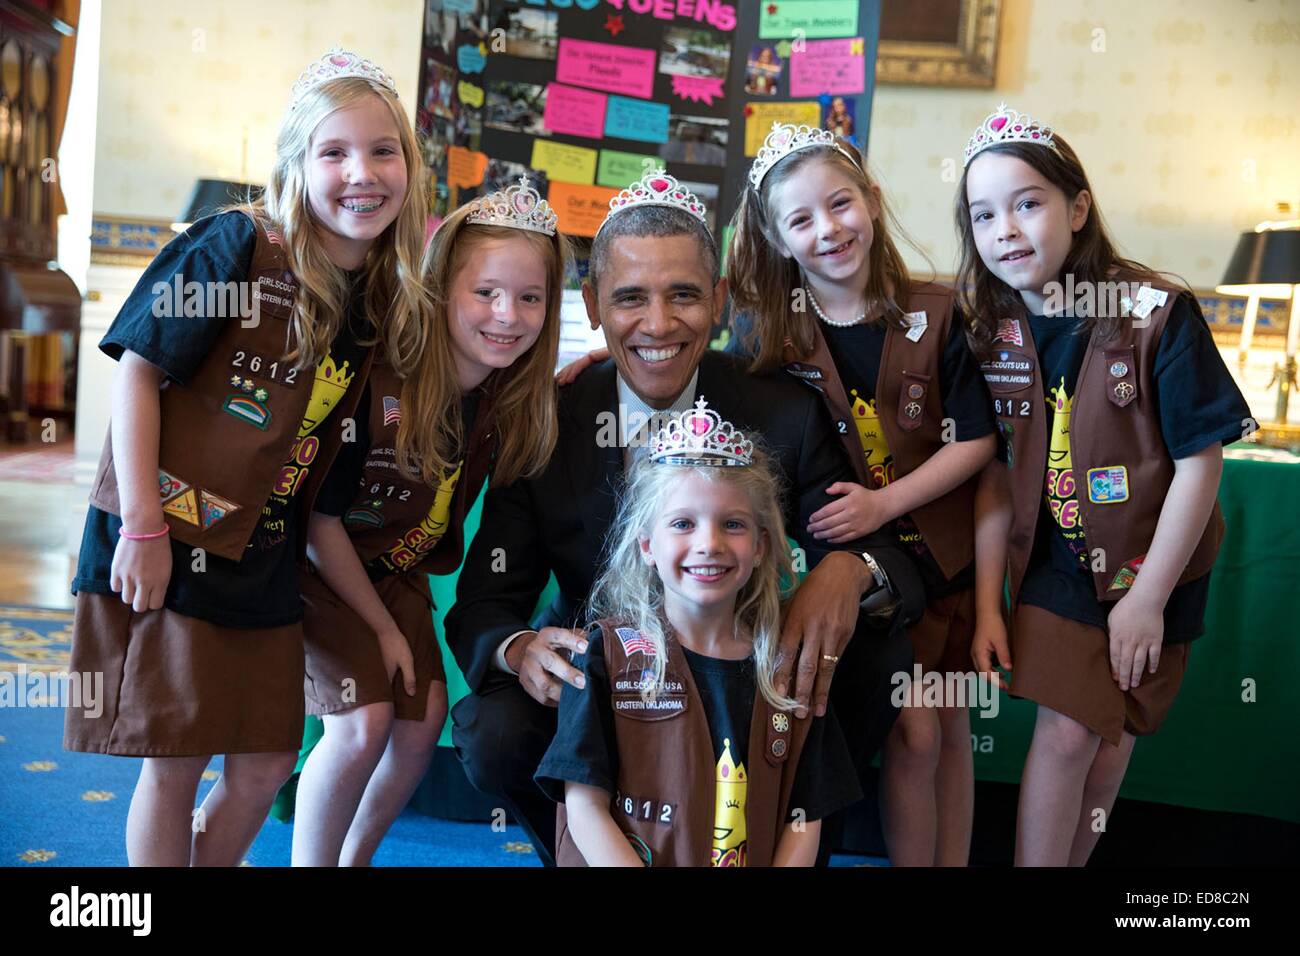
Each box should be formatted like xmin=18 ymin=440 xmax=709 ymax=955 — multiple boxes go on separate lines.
xmin=222 ymin=394 xmax=271 ymax=430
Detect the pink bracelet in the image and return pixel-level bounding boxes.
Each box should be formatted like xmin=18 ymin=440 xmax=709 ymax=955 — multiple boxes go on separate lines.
xmin=119 ymin=525 xmax=170 ymax=541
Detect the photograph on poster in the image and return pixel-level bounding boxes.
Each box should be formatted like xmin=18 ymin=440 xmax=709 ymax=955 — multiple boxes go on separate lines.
xmin=425 ymin=0 xmax=488 ymax=56
xmin=424 ymin=59 xmax=458 ymax=120
xmin=744 ymin=42 xmax=782 ymax=95
xmin=659 ymin=27 xmax=731 ymax=81
xmin=823 ymin=95 xmax=855 ymax=139
xmin=483 ymin=158 xmax=548 ymax=197
xmin=660 ymin=113 xmax=728 ymax=166
xmin=498 ymin=7 xmax=558 ymax=60
xmin=485 ymin=80 xmax=551 ymax=137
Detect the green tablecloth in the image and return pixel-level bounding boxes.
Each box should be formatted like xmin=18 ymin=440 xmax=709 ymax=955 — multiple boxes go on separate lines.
xmin=283 ymin=450 xmax=1300 ymax=825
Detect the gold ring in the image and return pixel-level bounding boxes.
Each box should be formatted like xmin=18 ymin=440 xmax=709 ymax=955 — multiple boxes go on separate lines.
xmin=822 ymin=654 xmax=840 ymax=664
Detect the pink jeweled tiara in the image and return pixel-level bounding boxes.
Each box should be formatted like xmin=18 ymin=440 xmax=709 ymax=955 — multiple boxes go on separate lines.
xmin=963 ymin=102 xmax=1058 ymax=168
xmin=290 ymin=47 xmax=399 ymax=110
xmin=465 ymin=177 xmax=558 ymax=236
xmin=596 ymin=168 xmax=708 ymax=238
xmin=649 ymin=397 xmax=754 ymax=468
xmin=749 ymin=122 xmax=859 ymax=190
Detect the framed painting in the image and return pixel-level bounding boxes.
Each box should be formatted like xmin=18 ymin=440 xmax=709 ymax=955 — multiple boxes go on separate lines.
xmin=877 ymin=0 xmax=1001 ymax=87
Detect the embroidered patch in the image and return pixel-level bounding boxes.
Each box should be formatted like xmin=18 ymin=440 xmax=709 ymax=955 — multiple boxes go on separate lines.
xmin=222 ymin=394 xmax=272 ymax=430
xmin=383 ymin=396 xmax=401 ymax=427
xmin=1086 ymin=466 xmax=1129 ymax=504
xmin=162 ymin=487 xmax=201 ymax=526
xmin=981 ymin=349 xmax=1034 ymax=393
xmin=625 ymin=833 xmax=653 ymax=866
xmin=199 ymin=490 xmax=240 ymax=529
xmin=343 ymin=507 xmax=385 ymax=528
xmin=993 ymin=318 xmax=1023 ymax=346
xmin=615 ymin=627 xmax=657 ymax=659
xmin=1110 ymin=554 xmax=1147 ymax=591
xmin=158 ymin=470 xmax=188 ymax=503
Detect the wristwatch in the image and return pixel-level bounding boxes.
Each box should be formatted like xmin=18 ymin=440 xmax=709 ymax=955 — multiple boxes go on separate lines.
xmin=858 ymin=551 xmax=896 ymax=613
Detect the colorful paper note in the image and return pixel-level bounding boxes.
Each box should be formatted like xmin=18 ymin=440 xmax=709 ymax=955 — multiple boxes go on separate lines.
xmin=759 ymin=1 xmax=860 ymax=40
xmin=789 ymin=37 xmax=866 ymax=96
xmin=457 ymin=44 xmax=486 ymax=74
xmin=542 ymin=83 xmax=608 ymax=139
xmin=556 ymin=37 xmax=657 ymax=99
xmin=531 ymin=140 xmax=599 ymax=186
xmin=604 ymin=95 xmax=670 ymax=143
xmin=670 ymin=75 xmax=725 ymax=105
xmin=457 ymin=81 xmax=484 ymax=108
xmin=744 ymin=101 xmax=822 ymax=155
xmin=443 ymin=0 xmax=478 ymax=12
xmin=547 ymin=182 xmax=620 ymax=238
xmin=447 ymin=146 xmax=489 ymax=189
xmin=597 ymin=150 xmax=659 ymax=189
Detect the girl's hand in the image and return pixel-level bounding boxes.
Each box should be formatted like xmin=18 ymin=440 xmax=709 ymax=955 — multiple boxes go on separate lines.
xmin=807 ymin=482 xmax=888 ymax=542
xmin=555 ymin=347 xmax=609 ymax=386
xmin=110 ymin=534 xmax=173 ymax=613
xmin=1106 ymin=592 xmax=1163 ymax=691
xmin=971 ymin=610 xmax=1012 ymax=692
xmin=376 ymin=627 xmax=417 ymax=697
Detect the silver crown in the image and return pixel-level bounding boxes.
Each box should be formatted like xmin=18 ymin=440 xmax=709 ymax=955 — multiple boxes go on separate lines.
xmin=465 ymin=177 xmax=558 ymax=236
xmin=290 ymin=47 xmax=399 ymax=110
xmin=963 ymin=103 xmax=1058 ymax=168
xmin=749 ymin=122 xmax=858 ymax=190
xmin=649 ymin=397 xmax=754 ymax=468
xmin=596 ymin=168 xmax=708 ymax=238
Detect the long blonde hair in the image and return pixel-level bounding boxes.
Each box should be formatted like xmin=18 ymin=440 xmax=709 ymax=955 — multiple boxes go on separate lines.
xmin=726 ymin=144 xmax=921 ymax=373
xmin=588 ymin=449 xmax=797 ymax=710
xmin=246 ymin=75 xmax=430 ymax=372
xmin=399 ymin=205 xmax=572 ymax=486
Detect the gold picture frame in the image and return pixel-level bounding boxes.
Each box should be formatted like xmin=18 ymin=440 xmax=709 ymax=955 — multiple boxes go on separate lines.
xmin=876 ymin=0 xmax=1002 ymax=88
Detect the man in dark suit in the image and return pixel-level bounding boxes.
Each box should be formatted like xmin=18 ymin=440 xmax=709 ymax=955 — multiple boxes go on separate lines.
xmin=444 ymin=193 xmax=922 ymax=866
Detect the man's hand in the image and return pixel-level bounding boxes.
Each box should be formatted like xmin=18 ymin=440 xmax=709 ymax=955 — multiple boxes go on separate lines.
xmin=775 ymin=551 xmax=872 ymax=718
xmin=509 ymin=627 xmax=589 ymax=707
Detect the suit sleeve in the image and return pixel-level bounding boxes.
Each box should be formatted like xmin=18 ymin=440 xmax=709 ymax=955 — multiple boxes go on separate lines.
xmin=444 ymin=475 xmax=554 ymax=694
xmin=789 ymin=387 xmax=928 ymax=628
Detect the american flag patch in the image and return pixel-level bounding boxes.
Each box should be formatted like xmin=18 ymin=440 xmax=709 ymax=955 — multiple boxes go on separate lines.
xmin=382 ymin=396 xmax=401 ymax=427
xmin=615 ymin=627 xmax=657 ymax=659
xmin=994 ymin=318 xmax=1023 ymax=346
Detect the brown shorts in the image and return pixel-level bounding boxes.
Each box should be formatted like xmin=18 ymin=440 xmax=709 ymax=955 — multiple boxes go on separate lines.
xmin=1010 ymin=603 xmax=1190 ymax=746
xmin=63 ymin=591 xmax=306 ymax=756
xmin=907 ymin=587 xmax=977 ymax=676
xmin=300 ymin=569 xmax=444 ymax=722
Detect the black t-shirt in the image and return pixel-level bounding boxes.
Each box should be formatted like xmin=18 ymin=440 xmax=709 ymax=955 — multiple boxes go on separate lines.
xmin=314 ymin=386 xmax=482 ymax=580
xmin=535 ymin=627 xmax=864 ymax=855
xmin=73 ymin=212 xmax=371 ymax=628
xmin=1019 ymin=293 xmax=1251 ymax=641
xmin=820 ymin=313 xmax=995 ymax=598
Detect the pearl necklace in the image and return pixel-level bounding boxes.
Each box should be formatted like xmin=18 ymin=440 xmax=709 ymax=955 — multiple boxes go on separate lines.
xmin=805 ymin=286 xmax=866 ymax=328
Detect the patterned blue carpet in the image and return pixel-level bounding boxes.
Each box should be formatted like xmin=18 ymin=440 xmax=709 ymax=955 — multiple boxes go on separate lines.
xmin=1 ymin=605 xmax=876 ymax=867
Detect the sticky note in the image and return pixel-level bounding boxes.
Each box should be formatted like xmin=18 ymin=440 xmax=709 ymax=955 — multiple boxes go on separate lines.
xmin=531 ymin=140 xmax=599 ymax=186
xmin=443 ymin=0 xmax=478 ymax=12
xmin=597 ymin=150 xmax=659 ymax=189
xmin=447 ymin=146 xmax=489 ymax=189
xmin=759 ymin=1 xmax=860 ymax=40
xmin=670 ymin=75 xmax=725 ymax=105
xmin=542 ymin=83 xmax=608 ymax=139
xmin=457 ymin=44 xmax=486 ymax=74
xmin=789 ymin=37 xmax=866 ymax=96
xmin=457 ymin=81 xmax=484 ymax=108
xmin=744 ymin=101 xmax=822 ymax=155
xmin=604 ymin=95 xmax=670 ymax=143
xmin=556 ymin=37 xmax=657 ymax=99
xmin=547 ymin=182 xmax=620 ymax=238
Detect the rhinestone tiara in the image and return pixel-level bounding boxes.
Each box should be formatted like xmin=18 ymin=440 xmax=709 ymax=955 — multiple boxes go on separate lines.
xmin=465 ymin=177 xmax=558 ymax=236
xmin=963 ymin=102 xmax=1058 ymax=168
xmin=596 ymin=168 xmax=708 ymax=238
xmin=749 ymin=122 xmax=859 ymax=190
xmin=290 ymin=47 xmax=399 ymax=110
xmin=649 ymin=397 xmax=754 ymax=468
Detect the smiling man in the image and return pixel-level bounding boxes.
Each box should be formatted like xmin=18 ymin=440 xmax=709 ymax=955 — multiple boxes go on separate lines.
xmin=443 ymin=170 xmax=923 ymax=865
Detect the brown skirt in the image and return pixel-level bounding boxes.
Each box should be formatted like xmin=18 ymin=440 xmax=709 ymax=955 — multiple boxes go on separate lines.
xmin=1009 ymin=603 xmax=1189 ymax=746
xmin=907 ymin=587 xmax=977 ymax=675
xmin=300 ymin=568 xmax=444 ymax=722
xmin=63 ymin=591 xmax=306 ymax=756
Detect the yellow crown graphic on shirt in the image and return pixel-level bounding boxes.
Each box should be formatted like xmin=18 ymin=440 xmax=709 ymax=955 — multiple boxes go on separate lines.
xmin=849 ymin=388 xmax=892 ymax=484
xmin=298 ymin=355 xmax=355 ymax=438
xmin=1047 ymin=376 xmax=1073 ymax=467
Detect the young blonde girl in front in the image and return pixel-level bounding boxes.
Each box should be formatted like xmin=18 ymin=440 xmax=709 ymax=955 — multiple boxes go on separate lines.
xmin=726 ymin=123 xmax=997 ymax=866
xmin=535 ymin=402 xmax=862 ymax=867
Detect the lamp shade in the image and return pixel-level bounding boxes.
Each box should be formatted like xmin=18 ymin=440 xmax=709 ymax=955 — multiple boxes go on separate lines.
xmin=1217 ymin=228 xmax=1300 ymax=298
xmin=174 ymin=179 xmax=264 ymax=230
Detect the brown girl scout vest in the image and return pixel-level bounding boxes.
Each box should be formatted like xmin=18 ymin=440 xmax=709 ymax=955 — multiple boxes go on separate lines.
xmin=984 ymin=283 xmax=1225 ymax=604
xmin=555 ymin=622 xmax=811 ymax=868
xmin=337 ymin=362 xmax=496 ymax=578
xmin=88 ymin=211 xmax=373 ymax=562
xmin=780 ymin=282 xmax=976 ymax=581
